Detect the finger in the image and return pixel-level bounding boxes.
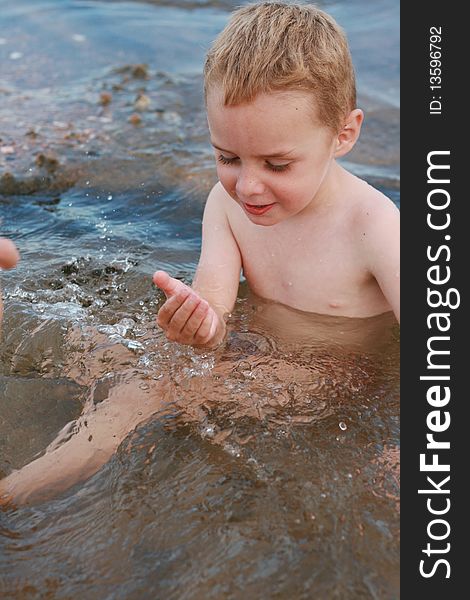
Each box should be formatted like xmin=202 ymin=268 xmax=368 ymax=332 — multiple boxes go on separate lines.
xmin=178 ymin=299 xmax=209 ymax=341
xmin=157 ymin=289 xmax=191 ymax=329
xmin=0 ymin=238 xmax=19 ymax=270
xmin=195 ymin=309 xmax=217 ymax=344
xmin=153 ymin=271 xmax=187 ymax=299
xmin=166 ymin=293 xmax=202 ymax=337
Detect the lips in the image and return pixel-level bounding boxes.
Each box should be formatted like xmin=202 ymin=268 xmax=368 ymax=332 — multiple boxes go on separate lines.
xmin=244 ymin=202 xmax=276 ymax=215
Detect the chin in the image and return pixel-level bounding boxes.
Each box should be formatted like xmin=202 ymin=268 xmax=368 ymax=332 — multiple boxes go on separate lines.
xmin=244 ymin=212 xmax=281 ymax=227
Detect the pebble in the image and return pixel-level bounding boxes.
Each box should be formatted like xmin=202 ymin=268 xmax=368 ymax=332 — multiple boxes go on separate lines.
xmin=35 ymin=152 xmax=59 ymax=173
xmin=134 ymin=93 xmax=150 ymax=111
xmin=131 ymin=64 xmax=148 ymax=79
xmin=99 ymin=92 xmax=112 ymax=106
xmin=129 ymin=113 xmax=142 ymax=126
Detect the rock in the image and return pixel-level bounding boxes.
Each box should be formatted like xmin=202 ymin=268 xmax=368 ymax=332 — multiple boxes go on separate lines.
xmin=0 ymin=172 xmax=17 ymax=194
xmin=131 ymin=64 xmax=149 ymax=79
xmin=0 ymin=145 xmax=15 ymax=155
xmin=134 ymin=93 xmax=150 ymax=111
xmin=35 ymin=152 xmax=59 ymax=173
xmin=99 ymin=91 xmax=113 ymax=106
xmin=129 ymin=113 xmax=142 ymax=126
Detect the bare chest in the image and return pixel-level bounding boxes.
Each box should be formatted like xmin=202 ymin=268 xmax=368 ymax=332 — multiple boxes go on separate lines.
xmin=230 ymin=218 xmax=384 ymax=316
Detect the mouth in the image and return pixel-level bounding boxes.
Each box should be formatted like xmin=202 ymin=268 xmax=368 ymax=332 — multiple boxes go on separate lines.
xmin=244 ymin=202 xmax=276 ymax=216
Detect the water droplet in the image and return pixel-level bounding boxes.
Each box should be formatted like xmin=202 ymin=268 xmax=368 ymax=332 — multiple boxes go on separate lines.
xmin=202 ymin=425 xmax=215 ymax=438
xmin=339 ymin=421 xmax=347 ymax=431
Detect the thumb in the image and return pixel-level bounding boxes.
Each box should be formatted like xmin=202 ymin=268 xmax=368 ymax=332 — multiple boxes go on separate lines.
xmin=153 ymin=270 xmax=185 ymax=298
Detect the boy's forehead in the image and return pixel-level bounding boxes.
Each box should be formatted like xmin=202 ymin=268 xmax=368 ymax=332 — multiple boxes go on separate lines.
xmin=207 ymin=87 xmax=313 ymax=110
xmin=206 ymin=88 xmax=322 ymax=128
xmin=207 ymin=90 xmax=332 ymax=156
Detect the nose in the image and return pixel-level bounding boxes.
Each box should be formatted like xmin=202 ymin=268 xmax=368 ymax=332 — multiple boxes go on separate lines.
xmin=235 ymin=166 xmax=265 ymax=199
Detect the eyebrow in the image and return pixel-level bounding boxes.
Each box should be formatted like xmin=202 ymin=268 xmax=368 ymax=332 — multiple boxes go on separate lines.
xmin=211 ymin=141 xmax=295 ymax=159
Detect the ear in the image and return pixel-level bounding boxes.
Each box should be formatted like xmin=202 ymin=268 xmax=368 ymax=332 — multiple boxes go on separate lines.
xmin=334 ymin=109 xmax=364 ymax=158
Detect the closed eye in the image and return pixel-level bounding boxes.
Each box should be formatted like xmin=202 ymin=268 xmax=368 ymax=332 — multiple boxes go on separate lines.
xmin=217 ymin=154 xmax=238 ymax=166
xmin=266 ymin=162 xmax=291 ymax=173
xmin=217 ymin=154 xmax=291 ymax=173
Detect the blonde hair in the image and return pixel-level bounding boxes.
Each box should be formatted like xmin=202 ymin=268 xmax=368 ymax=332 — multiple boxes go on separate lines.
xmin=204 ymin=1 xmax=356 ymax=132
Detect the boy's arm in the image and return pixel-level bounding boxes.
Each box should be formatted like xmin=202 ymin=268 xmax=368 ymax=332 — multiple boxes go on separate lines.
xmin=192 ymin=182 xmax=242 ymax=321
xmin=361 ymin=198 xmax=400 ymax=322
xmin=155 ymin=183 xmax=241 ymax=347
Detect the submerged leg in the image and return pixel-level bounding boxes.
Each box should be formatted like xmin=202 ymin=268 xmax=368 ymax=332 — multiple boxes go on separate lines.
xmin=0 ymin=373 xmax=175 ymax=506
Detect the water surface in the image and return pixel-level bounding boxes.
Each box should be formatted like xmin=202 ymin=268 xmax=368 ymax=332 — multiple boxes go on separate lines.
xmin=0 ymin=0 xmax=399 ymax=597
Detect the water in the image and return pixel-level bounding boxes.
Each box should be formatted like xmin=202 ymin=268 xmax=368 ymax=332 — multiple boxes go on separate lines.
xmin=0 ymin=0 xmax=399 ymax=597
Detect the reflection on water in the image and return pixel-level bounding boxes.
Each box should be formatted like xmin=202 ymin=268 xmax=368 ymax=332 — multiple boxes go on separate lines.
xmin=1 ymin=0 xmax=399 ymax=597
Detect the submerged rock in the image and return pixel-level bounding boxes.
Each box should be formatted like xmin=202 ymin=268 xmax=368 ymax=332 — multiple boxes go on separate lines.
xmin=0 ymin=168 xmax=78 ymax=196
xmin=35 ymin=152 xmax=59 ymax=173
xmin=99 ymin=91 xmax=113 ymax=106
xmin=134 ymin=93 xmax=151 ymax=111
xmin=129 ymin=113 xmax=142 ymax=126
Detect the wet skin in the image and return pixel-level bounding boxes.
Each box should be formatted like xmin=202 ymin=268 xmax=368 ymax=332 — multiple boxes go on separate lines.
xmin=0 ymin=237 xmax=19 ymax=323
xmin=154 ymin=90 xmax=399 ymax=348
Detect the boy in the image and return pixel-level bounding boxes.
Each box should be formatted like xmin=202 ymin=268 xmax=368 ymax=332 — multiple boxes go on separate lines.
xmin=154 ymin=1 xmax=400 ymax=349
xmin=0 ymin=2 xmax=399 ymax=505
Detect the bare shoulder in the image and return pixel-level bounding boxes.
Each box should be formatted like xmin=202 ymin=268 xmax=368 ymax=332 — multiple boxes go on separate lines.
xmin=347 ymin=178 xmax=399 ymax=252
xmin=346 ymin=176 xmax=400 ymax=320
xmin=205 ymin=181 xmax=232 ymax=211
xmin=201 ymin=182 xmax=231 ymax=230
xmin=206 ymin=181 xmax=246 ymax=226
xmin=350 ymin=178 xmax=399 ymax=228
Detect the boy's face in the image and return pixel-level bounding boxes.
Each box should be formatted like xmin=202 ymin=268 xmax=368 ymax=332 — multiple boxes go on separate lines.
xmin=207 ymin=89 xmax=338 ymax=226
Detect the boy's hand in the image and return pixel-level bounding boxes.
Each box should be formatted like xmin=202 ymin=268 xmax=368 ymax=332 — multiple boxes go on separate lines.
xmin=0 ymin=237 xmax=19 ymax=324
xmin=0 ymin=238 xmax=19 ymax=270
xmin=153 ymin=270 xmax=223 ymax=348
